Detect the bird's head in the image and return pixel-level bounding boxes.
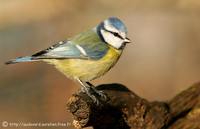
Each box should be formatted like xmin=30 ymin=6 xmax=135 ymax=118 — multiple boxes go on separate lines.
xmin=97 ymin=17 xmax=131 ymax=49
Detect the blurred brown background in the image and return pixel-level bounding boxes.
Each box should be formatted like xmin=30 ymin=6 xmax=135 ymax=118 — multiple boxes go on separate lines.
xmin=0 ymin=0 xmax=200 ymax=129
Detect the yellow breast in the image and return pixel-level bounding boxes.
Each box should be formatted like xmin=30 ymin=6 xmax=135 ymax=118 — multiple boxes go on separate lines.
xmin=46 ymin=46 xmax=122 ymax=81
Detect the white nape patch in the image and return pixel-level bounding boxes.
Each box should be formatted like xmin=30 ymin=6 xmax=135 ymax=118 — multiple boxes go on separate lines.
xmin=100 ymin=29 xmax=123 ymax=49
xmin=76 ymin=44 xmax=87 ymax=56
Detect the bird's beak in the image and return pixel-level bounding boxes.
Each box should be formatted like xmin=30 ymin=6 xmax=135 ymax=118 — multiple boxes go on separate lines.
xmin=124 ymin=37 xmax=131 ymax=43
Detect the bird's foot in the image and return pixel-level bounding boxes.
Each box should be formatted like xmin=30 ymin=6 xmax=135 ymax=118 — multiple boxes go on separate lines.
xmin=79 ymin=81 xmax=108 ymax=105
xmin=92 ymin=88 xmax=107 ymax=102
xmin=86 ymin=87 xmax=108 ymax=106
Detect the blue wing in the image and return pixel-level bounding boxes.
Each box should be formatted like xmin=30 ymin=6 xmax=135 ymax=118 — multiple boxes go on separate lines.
xmin=32 ymin=40 xmax=85 ymax=59
xmin=32 ymin=29 xmax=109 ymax=60
xmin=32 ymin=38 xmax=108 ymax=60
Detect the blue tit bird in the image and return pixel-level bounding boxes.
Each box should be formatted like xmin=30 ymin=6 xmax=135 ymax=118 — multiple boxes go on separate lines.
xmin=6 ymin=17 xmax=131 ymax=104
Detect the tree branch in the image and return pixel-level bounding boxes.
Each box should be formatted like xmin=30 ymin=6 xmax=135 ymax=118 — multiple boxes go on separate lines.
xmin=66 ymin=82 xmax=200 ymax=129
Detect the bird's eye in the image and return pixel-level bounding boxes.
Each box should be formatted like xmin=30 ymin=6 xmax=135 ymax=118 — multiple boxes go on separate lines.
xmin=113 ymin=32 xmax=118 ymax=36
xmin=113 ymin=32 xmax=123 ymax=39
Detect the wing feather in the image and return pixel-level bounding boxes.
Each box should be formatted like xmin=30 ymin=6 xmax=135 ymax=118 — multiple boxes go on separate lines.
xmin=32 ymin=29 xmax=109 ymax=60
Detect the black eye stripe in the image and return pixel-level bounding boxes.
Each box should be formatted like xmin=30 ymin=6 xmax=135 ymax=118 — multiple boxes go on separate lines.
xmin=103 ymin=28 xmax=124 ymax=40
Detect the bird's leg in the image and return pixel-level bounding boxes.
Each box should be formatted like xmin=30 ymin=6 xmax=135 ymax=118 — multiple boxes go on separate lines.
xmin=77 ymin=79 xmax=107 ymax=105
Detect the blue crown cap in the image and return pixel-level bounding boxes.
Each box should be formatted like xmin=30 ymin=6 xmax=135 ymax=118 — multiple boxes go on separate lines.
xmin=106 ymin=17 xmax=127 ymax=34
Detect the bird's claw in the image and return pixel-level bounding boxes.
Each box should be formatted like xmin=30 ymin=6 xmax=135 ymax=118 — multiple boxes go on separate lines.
xmin=82 ymin=87 xmax=108 ymax=105
xmin=77 ymin=80 xmax=108 ymax=105
xmin=95 ymin=90 xmax=107 ymax=102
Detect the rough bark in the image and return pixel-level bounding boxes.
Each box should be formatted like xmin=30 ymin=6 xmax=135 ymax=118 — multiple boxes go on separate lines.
xmin=66 ymin=82 xmax=200 ymax=129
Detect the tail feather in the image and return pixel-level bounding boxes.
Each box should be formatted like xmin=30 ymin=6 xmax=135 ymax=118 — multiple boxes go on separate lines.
xmin=5 ymin=56 xmax=37 ymax=65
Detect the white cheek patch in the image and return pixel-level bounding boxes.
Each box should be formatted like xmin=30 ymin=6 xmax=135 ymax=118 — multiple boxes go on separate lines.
xmin=100 ymin=29 xmax=123 ymax=49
